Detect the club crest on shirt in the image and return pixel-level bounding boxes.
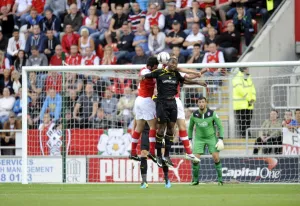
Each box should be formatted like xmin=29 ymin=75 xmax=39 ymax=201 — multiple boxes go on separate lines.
xmin=198 ymin=122 xmax=208 ymax=127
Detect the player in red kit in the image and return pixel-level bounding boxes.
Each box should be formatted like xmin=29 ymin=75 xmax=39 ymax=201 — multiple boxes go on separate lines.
xmin=130 ymin=56 xmax=159 ymax=162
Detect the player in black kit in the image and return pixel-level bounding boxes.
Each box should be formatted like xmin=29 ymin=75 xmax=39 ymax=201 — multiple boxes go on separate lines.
xmin=142 ymin=57 xmax=185 ymax=168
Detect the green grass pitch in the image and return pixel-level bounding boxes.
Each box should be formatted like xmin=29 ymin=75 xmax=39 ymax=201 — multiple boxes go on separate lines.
xmin=0 ymin=184 xmax=299 ymax=206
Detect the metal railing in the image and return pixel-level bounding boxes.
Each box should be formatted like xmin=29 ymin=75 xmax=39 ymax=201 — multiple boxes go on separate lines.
xmin=271 ymin=84 xmax=300 ymax=109
xmin=245 ymin=127 xmax=283 ymax=155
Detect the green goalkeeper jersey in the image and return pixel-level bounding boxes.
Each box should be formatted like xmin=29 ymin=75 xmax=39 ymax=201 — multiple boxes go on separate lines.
xmin=188 ymin=108 xmax=224 ymax=140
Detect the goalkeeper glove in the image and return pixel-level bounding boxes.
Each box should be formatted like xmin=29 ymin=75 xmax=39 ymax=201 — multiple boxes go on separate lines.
xmin=215 ymin=139 xmax=224 ymax=151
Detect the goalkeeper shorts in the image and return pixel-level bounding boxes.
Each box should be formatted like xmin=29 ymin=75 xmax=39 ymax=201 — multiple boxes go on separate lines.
xmin=193 ymin=136 xmax=219 ymax=154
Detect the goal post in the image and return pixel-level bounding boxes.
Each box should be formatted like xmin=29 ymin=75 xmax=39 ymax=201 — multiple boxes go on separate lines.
xmin=18 ymin=61 xmax=300 ymax=184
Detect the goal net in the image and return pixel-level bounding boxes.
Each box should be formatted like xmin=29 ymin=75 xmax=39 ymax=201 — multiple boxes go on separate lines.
xmin=1 ymin=62 xmax=299 ymax=184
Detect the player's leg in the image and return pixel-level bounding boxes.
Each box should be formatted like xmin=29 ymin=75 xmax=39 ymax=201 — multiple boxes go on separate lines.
xmin=146 ymin=118 xmax=157 ymax=158
xmin=175 ymin=98 xmax=200 ymax=162
xmin=190 ymin=139 xmax=205 ymax=185
xmin=164 ymin=122 xmax=176 ymax=167
xmin=162 ymin=159 xmax=171 ymax=188
xmin=140 ymin=129 xmax=150 ymax=189
xmin=207 ymin=137 xmax=223 ymax=185
xmin=130 ymin=118 xmax=145 ymax=160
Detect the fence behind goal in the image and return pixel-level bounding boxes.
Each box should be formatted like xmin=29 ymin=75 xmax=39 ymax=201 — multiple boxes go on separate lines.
xmin=0 ymin=62 xmax=299 ymax=184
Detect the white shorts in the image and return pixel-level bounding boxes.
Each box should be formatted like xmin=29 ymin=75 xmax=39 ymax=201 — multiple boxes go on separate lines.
xmin=176 ymin=98 xmax=185 ymax=120
xmin=133 ymin=96 xmax=156 ymax=121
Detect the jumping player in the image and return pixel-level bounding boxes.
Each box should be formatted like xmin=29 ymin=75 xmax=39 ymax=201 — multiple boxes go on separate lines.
xmin=130 ymin=56 xmax=159 ymax=162
xmin=188 ymin=96 xmax=225 ymax=185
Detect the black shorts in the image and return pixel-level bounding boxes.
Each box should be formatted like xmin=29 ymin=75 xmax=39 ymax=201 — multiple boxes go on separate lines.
xmin=156 ymin=99 xmax=177 ymax=124
xmin=140 ymin=127 xmax=149 ymax=151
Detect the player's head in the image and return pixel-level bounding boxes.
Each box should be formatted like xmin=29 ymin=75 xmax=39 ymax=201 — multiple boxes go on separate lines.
xmin=197 ymin=96 xmax=207 ymax=111
xmin=147 ymin=56 xmax=159 ymax=70
xmin=167 ymin=57 xmax=178 ymax=71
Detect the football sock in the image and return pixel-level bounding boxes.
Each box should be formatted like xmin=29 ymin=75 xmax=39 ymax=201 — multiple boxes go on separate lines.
xmin=215 ymin=161 xmax=223 ymax=182
xmin=149 ymin=129 xmax=156 ymax=155
xmin=164 ymin=134 xmax=173 ymax=157
xmin=156 ymin=134 xmax=164 ymax=157
xmin=163 ymin=165 xmax=169 ymax=181
xmin=179 ymin=130 xmax=192 ymax=154
xmin=192 ymin=162 xmax=200 ymax=183
xmin=140 ymin=157 xmax=147 ymax=183
xmin=131 ymin=131 xmax=140 ymax=156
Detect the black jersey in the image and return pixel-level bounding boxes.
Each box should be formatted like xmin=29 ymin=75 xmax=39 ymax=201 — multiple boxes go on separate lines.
xmin=144 ymin=69 xmax=185 ymax=100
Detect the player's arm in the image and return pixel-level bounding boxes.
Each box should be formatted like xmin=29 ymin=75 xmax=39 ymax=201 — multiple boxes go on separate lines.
xmin=183 ymin=79 xmax=207 ymax=87
xmin=188 ymin=114 xmax=195 ymax=140
xmin=178 ymin=67 xmax=202 ymax=78
xmin=141 ymin=69 xmax=161 ymax=80
xmin=214 ymin=111 xmax=225 ymax=150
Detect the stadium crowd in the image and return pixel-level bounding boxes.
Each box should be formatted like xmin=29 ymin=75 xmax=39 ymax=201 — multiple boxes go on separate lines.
xmin=0 ymin=0 xmax=288 ymax=155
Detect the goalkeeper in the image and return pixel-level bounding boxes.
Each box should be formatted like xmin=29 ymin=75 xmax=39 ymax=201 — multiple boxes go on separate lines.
xmin=188 ymin=96 xmax=224 ymax=185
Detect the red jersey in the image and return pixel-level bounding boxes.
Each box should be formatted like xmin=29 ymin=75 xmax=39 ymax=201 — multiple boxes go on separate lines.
xmin=138 ymin=67 xmax=156 ymax=98
xmin=66 ymin=54 xmax=82 ymax=65
xmin=84 ymin=55 xmax=97 ymax=65
xmin=32 ymin=0 xmax=46 ymax=14
xmin=181 ymin=0 xmax=188 ymax=8
xmin=45 ymin=74 xmax=62 ymax=92
xmin=50 ymin=55 xmax=63 ymax=66
xmin=199 ymin=1 xmax=215 ymax=9
xmin=0 ymin=0 xmax=14 ymax=7
xmin=148 ymin=12 xmax=162 ymax=28
xmin=207 ymin=51 xmax=220 ymax=72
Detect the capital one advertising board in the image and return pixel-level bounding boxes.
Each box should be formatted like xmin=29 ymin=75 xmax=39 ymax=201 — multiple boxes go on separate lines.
xmin=88 ymin=157 xmax=299 ymax=183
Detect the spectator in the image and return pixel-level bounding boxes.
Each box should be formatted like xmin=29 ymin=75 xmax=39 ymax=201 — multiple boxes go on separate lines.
xmin=148 ymin=25 xmax=166 ymax=55
xmin=0 ymin=69 xmax=13 ymax=94
xmin=27 ymin=71 xmax=44 ymax=98
xmin=28 ymin=91 xmax=41 ymax=129
xmin=253 ymin=110 xmax=282 ymax=155
xmin=184 ymin=0 xmax=204 ymax=35
xmin=291 ymin=109 xmax=300 ymax=129
xmin=233 ymin=3 xmax=253 ymax=46
xmin=187 ymin=43 xmax=205 ymax=65
xmin=101 ymin=89 xmax=118 ymax=119
xmin=128 ymin=2 xmax=146 ymax=33
xmin=101 ymin=45 xmax=117 ymax=65
xmin=12 ymin=0 xmax=32 ymax=27
xmin=165 ymin=3 xmax=185 ymax=33
xmin=39 ymin=9 xmax=61 ymax=38
xmin=204 ymin=27 xmax=218 ymax=51
xmin=1 ymin=112 xmax=21 ymax=155
xmin=172 ymin=46 xmax=186 ymax=63
xmin=144 ymin=3 xmax=165 ymax=33
xmin=92 ymin=108 xmax=113 ymax=129
xmin=183 ymin=23 xmax=205 ymax=56
xmin=176 ymin=0 xmax=192 ymax=13
xmin=165 ymin=20 xmax=186 ymax=50
xmin=38 ymin=112 xmax=52 ymax=131
xmin=45 ymin=71 xmax=62 ymax=93
xmin=40 ymin=87 xmax=62 ymax=121
xmin=247 ymin=0 xmax=269 ymax=25
xmin=91 ymin=75 xmax=111 ymax=98
xmin=43 ymin=30 xmax=60 ymax=60
xmin=132 ymin=25 xmax=148 ymax=53
xmin=61 ymin=25 xmax=80 ymax=55
xmin=198 ymin=0 xmax=215 ymax=9
xmin=148 ymin=0 xmax=165 ymax=12
xmin=65 ymin=45 xmax=82 ymax=65
xmin=112 ymin=77 xmax=132 ymax=97
xmin=78 ymin=28 xmax=95 ymax=56
xmin=79 ymin=6 xmax=98 ymax=35
xmin=49 ymin=44 xmax=64 ymax=66
xmin=7 ymin=29 xmax=26 ymax=64
xmin=66 ymin=0 xmax=81 ymax=14
xmin=44 ymin=0 xmax=66 ymax=19
xmin=63 ymin=4 xmax=83 ymax=33
xmin=199 ymin=6 xmax=219 ymax=34
xmin=0 ymin=88 xmax=15 ymax=124
xmin=81 ymin=47 xmax=100 ymax=65
xmin=232 ymin=67 xmax=253 ymax=138
xmin=0 ymin=50 xmax=10 ymax=73
xmin=245 ymin=67 xmax=256 ymax=138
xmin=73 ymin=83 xmax=99 ymax=128
xmin=202 ymin=42 xmax=225 ymax=77
xmin=90 ymin=3 xmax=113 ymax=43
xmin=65 ymin=72 xmax=83 ymax=93
xmin=26 ymin=45 xmax=48 ymax=67
xmin=31 ymin=0 xmax=46 ymax=15
xmin=25 ymin=25 xmax=46 ymax=54
xmin=132 ymin=46 xmax=148 ymax=65
xmin=282 ymin=110 xmax=295 ymax=131
xmin=65 ymin=88 xmax=78 ymax=128
xmin=216 ymin=22 xmax=240 ymax=62
xmin=115 ymin=22 xmax=135 ymax=62
xmin=136 ymin=0 xmax=148 ymax=12
xmin=110 ymin=0 xmax=130 ymax=14
xmin=13 ymin=87 xmax=23 ymax=117
xmin=215 ymin=0 xmax=232 ymax=25
xmin=0 ymin=0 xmax=14 ymax=12
xmin=0 ymin=6 xmax=15 ymax=38
xmin=25 ymin=9 xmax=43 ymax=33
xmin=13 ymin=50 xmax=27 ymax=73
xmin=105 ymin=4 xmax=127 ymax=44
xmin=0 ymin=30 xmax=9 ymax=51
xmin=117 ymin=86 xmax=135 ymax=125
xmin=11 ymin=70 xmax=22 ymax=95
xmin=226 ymin=0 xmax=241 ymax=19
